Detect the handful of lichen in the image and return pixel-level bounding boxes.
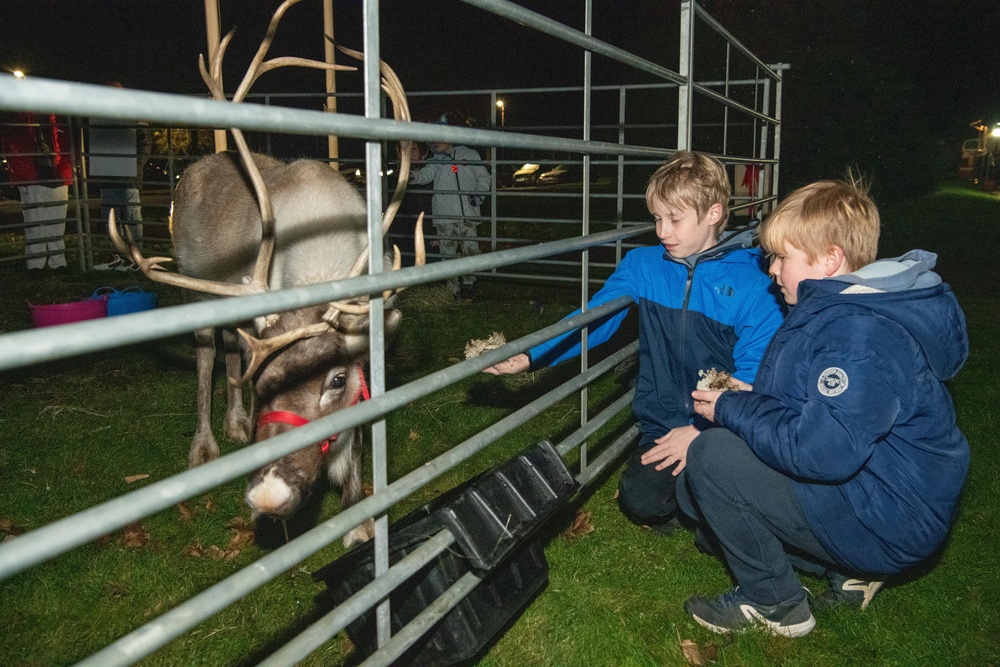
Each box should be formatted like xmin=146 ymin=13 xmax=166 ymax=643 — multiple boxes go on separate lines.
xmin=696 ymin=368 xmax=743 ymax=391
xmin=464 ymin=331 xmax=507 ymax=359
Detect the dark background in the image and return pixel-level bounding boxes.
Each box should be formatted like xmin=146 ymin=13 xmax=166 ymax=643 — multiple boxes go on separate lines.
xmin=3 ymin=0 xmax=999 ymax=202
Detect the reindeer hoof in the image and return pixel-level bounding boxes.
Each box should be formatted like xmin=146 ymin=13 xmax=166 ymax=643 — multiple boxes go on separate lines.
xmin=343 ymin=519 xmax=375 ymax=548
xmin=189 ymin=441 xmax=221 ymax=468
xmin=224 ymin=414 xmax=252 ymax=443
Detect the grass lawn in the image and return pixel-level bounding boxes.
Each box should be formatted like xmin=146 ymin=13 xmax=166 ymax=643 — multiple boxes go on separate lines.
xmin=1 ymin=181 xmax=998 ymax=665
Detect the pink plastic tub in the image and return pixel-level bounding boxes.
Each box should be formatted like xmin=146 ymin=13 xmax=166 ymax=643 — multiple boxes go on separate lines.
xmin=28 ymin=295 xmax=108 ymax=328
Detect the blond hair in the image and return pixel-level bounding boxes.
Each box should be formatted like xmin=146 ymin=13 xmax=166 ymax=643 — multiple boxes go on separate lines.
xmin=760 ymin=175 xmax=880 ymax=271
xmin=645 ymin=151 xmax=731 ymax=232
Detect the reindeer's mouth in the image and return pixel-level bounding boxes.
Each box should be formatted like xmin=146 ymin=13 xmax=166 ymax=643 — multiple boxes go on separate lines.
xmin=246 ymin=468 xmax=308 ymax=519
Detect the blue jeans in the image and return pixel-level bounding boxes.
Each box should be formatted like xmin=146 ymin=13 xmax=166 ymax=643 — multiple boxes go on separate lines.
xmin=677 ymin=428 xmax=836 ymax=605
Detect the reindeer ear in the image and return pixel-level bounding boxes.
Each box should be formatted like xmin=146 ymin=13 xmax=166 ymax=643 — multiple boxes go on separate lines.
xmin=385 ymin=308 xmax=402 ymax=342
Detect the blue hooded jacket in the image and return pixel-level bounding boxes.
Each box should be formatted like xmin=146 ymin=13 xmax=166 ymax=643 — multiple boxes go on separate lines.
xmin=715 ymin=250 xmax=970 ymax=573
xmin=530 ymin=224 xmax=784 ymax=441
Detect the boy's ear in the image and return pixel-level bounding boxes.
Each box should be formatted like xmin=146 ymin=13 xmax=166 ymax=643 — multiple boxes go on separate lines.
xmin=822 ymin=245 xmax=850 ymax=277
xmin=706 ymin=202 xmax=724 ymax=226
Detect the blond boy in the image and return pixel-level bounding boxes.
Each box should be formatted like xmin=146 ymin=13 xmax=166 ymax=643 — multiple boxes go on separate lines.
xmin=683 ymin=177 xmax=970 ymax=636
xmin=487 ymin=151 xmax=782 ymax=531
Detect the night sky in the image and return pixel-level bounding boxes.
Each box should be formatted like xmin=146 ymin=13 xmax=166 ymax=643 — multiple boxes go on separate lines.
xmin=4 ymin=0 xmax=999 ymax=195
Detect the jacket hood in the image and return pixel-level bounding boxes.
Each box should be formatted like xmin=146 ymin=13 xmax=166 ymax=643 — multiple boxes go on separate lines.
xmin=670 ymin=218 xmax=761 ymax=269
xmin=800 ymin=250 xmax=968 ymax=381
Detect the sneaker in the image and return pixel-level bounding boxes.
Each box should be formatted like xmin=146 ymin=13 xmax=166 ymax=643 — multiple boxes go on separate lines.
xmin=815 ymin=571 xmax=883 ymax=610
xmin=94 ymin=253 xmax=133 ymax=271
xmin=458 ymin=284 xmax=476 ymax=302
xmin=685 ymin=587 xmax=816 ymax=638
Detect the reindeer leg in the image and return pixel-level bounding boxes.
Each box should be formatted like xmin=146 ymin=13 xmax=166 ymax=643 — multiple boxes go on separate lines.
xmin=337 ymin=428 xmax=374 ymax=547
xmin=221 ymin=328 xmax=251 ymax=442
xmin=189 ymin=327 xmax=221 ymax=468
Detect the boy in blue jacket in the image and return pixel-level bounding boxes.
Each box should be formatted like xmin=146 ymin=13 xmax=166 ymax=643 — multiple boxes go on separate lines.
xmin=682 ymin=177 xmax=970 ymax=637
xmin=486 ymin=151 xmax=783 ymax=531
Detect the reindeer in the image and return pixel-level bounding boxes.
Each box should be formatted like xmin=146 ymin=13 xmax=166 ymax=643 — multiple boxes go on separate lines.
xmin=109 ymin=0 xmax=423 ymax=546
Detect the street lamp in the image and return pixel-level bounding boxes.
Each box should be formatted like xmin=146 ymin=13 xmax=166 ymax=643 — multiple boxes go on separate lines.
xmin=496 ymin=99 xmax=505 ymax=128
xmin=12 ymin=70 xmax=25 ymax=79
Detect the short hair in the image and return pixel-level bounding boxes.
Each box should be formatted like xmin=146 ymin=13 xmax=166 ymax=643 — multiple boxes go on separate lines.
xmin=645 ymin=151 xmax=731 ymax=231
xmin=760 ymin=175 xmax=880 ymax=271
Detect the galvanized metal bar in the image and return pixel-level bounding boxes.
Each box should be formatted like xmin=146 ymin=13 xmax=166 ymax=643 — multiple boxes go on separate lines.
xmin=0 ymin=225 xmax=650 ymax=373
xmin=576 ymin=423 xmax=642 ymax=487
xmin=0 ymin=297 xmax=634 ymax=581
xmin=359 ymin=571 xmax=483 ymax=667
xmin=692 ymin=3 xmax=782 ymax=82
xmin=0 ymin=76 xmax=668 ymax=158
xmin=579 ymin=0 xmax=594 ymax=472
xmin=70 ymin=339 xmax=638 ymax=666
xmin=678 ymin=0 xmax=694 ymax=150
xmin=459 ymin=0 xmax=686 ymax=86
xmin=556 ymin=389 xmax=635 ymax=457
xmin=256 ymin=529 xmax=457 ymax=667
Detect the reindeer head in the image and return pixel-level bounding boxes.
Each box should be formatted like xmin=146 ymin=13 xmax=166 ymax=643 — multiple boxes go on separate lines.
xmin=244 ymin=305 xmax=401 ymax=519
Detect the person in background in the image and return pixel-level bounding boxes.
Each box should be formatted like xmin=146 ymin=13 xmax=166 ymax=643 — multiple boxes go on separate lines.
xmin=408 ymin=113 xmax=491 ymax=301
xmin=0 ymin=111 xmax=74 ymax=272
xmin=92 ymin=82 xmax=152 ymax=271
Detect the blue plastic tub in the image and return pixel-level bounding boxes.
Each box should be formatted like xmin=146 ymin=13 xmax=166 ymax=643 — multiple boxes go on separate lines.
xmin=93 ymin=287 xmax=157 ymax=317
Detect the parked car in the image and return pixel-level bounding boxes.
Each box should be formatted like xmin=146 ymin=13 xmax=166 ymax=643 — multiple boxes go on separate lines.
xmin=512 ymin=163 xmax=542 ymax=185
xmin=537 ymin=163 xmax=579 ymax=185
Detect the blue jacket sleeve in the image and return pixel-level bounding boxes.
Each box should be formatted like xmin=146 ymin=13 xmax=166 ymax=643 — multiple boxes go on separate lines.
xmin=715 ymin=315 xmax=902 ymax=481
xmin=528 ymin=253 xmax=639 ymax=367
xmin=731 ymin=279 xmax=784 ymax=384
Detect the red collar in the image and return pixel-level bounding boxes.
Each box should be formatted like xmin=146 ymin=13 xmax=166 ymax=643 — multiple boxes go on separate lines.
xmin=256 ymin=367 xmax=370 ymax=454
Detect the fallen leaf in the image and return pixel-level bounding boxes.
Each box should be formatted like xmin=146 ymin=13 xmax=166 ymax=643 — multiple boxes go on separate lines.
xmin=678 ymin=627 xmax=719 ymax=667
xmin=183 ymin=542 xmax=205 ymax=558
xmin=227 ymin=516 xmax=251 ymax=531
xmin=0 ymin=518 xmax=18 ymax=534
xmin=120 ymin=522 xmax=150 ymax=549
xmin=225 ymin=548 xmax=241 ymax=560
xmin=226 ymin=527 xmax=254 ymax=551
xmin=563 ymin=511 xmax=595 ymax=542
xmin=204 ymin=496 xmax=217 ymax=512
xmin=176 ymin=503 xmax=196 ymax=522
xmin=206 ymin=545 xmax=227 ymax=560
xmin=408 ymin=429 xmax=420 ymax=442
xmin=363 ymin=483 xmax=374 ymax=497
xmin=124 ymin=474 xmax=150 ymax=484
xmin=3 ymin=534 xmax=17 ymax=543
xmin=612 ymin=488 xmax=620 ymax=500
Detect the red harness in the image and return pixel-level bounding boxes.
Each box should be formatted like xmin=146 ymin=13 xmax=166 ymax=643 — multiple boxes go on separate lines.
xmin=255 ymin=367 xmax=370 ymax=454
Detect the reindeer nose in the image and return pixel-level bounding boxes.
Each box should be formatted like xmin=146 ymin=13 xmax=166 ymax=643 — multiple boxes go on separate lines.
xmin=246 ymin=469 xmax=298 ymax=517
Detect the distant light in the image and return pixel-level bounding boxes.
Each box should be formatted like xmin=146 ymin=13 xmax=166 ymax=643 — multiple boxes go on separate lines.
xmin=355 ymin=169 xmax=362 ymax=177
xmin=992 ymin=125 xmax=1000 ymax=138
xmin=496 ymin=100 xmax=504 ymax=108
xmin=12 ymin=70 xmax=25 ymax=79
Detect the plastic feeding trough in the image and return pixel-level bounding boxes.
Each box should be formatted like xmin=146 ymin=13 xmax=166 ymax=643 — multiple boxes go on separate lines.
xmin=28 ymin=293 xmax=108 ymax=328
xmin=313 ymin=440 xmax=579 ymax=666
xmin=92 ymin=287 xmax=157 ymax=317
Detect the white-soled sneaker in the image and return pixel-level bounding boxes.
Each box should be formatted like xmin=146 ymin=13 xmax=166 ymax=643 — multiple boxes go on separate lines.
xmin=684 ymin=586 xmax=816 ymax=638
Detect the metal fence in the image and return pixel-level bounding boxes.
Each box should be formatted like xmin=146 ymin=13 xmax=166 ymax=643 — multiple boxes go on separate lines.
xmin=0 ymin=1 xmax=785 ymax=664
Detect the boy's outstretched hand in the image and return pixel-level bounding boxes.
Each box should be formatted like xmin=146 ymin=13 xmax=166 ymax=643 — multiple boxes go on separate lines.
xmin=640 ymin=425 xmax=700 ymax=475
xmin=483 ymin=353 xmax=530 ymax=375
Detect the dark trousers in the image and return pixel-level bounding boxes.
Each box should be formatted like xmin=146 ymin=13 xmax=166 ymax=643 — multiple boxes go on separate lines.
xmin=677 ymin=428 xmax=836 ymax=605
xmin=617 ymin=439 xmax=681 ymax=528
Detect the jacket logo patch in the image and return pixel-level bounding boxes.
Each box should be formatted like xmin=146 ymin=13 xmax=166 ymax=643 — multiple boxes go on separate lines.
xmin=818 ymin=367 xmax=849 ymax=396
xmin=714 ymin=285 xmax=734 ymax=297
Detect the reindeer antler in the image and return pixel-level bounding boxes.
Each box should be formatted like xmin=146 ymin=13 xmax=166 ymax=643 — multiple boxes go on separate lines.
xmin=321 ymin=42 xmax=424 ymax=325
xmin=112 ymin=0 xmax=357 ymax=296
